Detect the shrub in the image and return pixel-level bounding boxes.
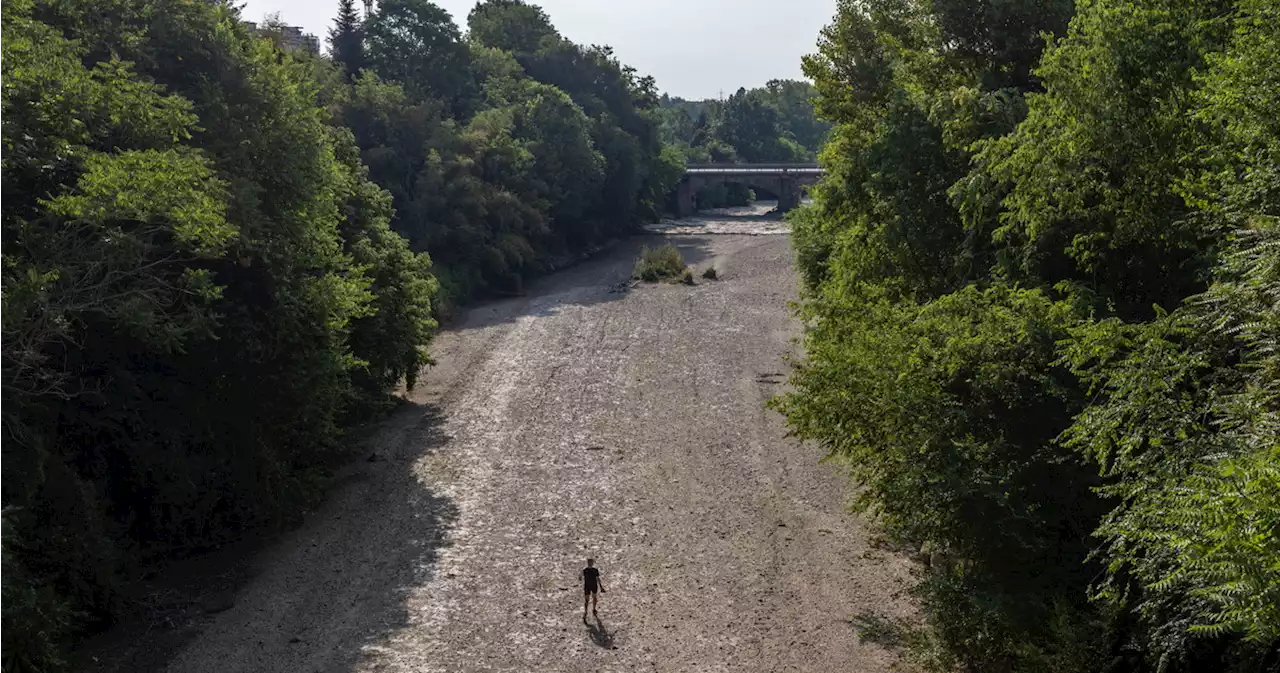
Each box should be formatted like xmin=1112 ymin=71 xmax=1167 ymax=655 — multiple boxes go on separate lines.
xmin=2 ymin=513 xmax=75 ymax=673
xmin=702 ymin=266 xmax=718 ymax=280
xmin=633 ymin=244 xmax=688 ymax=282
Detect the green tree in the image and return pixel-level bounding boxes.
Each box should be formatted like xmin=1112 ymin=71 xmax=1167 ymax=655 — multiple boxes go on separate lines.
xmin=956 ymin=0 xmax=1231 ymax=320
xmin=365 ymin=0 xmax=477 ymax=115
xmin=468 ymin=0 xmax=671 ymax=225
xmin=328 ymin=0 xmax=365 ymax=79
xmin=466 ymin=0 xmax=559 ymax=53
xmin=760 ymin=79 xmax=831 ymax=155
xmin=712 ymin=87 xmax=797 ymax=163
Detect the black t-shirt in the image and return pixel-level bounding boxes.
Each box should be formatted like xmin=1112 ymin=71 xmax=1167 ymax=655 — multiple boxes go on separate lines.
xmin=583 ymin=567 xmax=600 ymax=590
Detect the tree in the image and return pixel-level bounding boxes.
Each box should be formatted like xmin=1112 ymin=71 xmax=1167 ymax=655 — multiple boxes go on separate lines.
xmin=466 ymin=0 xmax=672 ymax=226
xmin=466 ymin=0 xmax=559 ymax=53
xmin=712 ymin=88 xmax=780 ymax=162
xmin=930 ymin=0 xmax=1074 ymax=90
xmin=956 ymin=0 xmax=1229 ymax=320
xmin=760 ymin=79 xmax=830 ymax=155
xmin=328 ymin=0 xmax=365 ymax=79
xmin=365 ymin=0 xmax=477 ymax=114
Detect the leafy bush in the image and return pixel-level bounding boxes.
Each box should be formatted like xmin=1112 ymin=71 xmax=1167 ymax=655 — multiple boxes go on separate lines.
xmin=2 ymin=511 xmax=76 ymax=673
xmin=632 ymin=244 xmax=689 ymax=282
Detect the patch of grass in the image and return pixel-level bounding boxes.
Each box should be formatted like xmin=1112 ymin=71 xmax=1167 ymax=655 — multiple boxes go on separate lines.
xmin=847 ymin=611 xmax=950 ymax=671
xmin=633 ymin=244 xmax=688 ymax=283
xmin=701 ymin=266 xmax=718 ymax=280
xmin=848 ymin=612 xmax=910 ymax=649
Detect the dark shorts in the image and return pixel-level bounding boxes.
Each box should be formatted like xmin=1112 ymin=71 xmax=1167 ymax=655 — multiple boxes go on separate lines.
xmin=584 ymin=586 xmax=598 ymax=595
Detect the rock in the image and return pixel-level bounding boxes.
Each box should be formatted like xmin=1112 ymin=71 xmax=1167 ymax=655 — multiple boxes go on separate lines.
xmin=201 ymin=590 xmax=236 ymax=614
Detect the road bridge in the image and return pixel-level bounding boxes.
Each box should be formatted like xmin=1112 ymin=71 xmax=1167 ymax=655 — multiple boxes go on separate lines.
xmin=675 ymin=163 xmax=825 ymax=217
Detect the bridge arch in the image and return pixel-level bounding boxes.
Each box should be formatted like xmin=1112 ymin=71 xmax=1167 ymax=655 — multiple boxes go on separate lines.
xmin=674 ymin=164 xmax=823 ymax=217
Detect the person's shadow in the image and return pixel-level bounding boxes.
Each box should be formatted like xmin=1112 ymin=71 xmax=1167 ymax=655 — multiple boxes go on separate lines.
xmin=584 ymin=614 xmax=616 ymax=650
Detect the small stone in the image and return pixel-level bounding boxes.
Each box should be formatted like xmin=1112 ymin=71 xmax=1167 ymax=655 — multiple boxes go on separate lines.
xmin=201 ymin=591 xmax=236 ymax=614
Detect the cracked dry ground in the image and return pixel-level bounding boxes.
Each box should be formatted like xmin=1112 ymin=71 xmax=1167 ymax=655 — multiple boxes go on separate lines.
xmin=162 ymin=234 xmax=916 ymax=673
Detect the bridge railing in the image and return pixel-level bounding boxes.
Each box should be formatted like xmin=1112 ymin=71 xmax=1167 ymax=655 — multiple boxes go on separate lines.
xmin=685 ymin=163 xmax=820 ymax=169
xmin=684 ymin=163 xmax=823 ymax=174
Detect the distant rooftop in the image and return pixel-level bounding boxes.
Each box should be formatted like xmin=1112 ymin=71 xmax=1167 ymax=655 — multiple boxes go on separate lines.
xmin=243 ymin=20 xmax=320 ymax=54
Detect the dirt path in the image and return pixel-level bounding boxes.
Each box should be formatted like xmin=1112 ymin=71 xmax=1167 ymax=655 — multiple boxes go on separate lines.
xmin=159 ymin=232 xmax=916 ymax=673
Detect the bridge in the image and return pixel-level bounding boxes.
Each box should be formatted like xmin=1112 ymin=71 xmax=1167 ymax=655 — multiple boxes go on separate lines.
xmin=675 ymin=163 xmax=825 ymax=217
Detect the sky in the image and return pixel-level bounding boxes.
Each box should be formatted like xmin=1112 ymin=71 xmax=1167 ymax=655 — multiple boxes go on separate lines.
xmin=238 ymin=0 xmax=836 ymax=100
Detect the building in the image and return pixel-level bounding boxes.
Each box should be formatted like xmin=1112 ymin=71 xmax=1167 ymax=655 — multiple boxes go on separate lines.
xmin=243 ymin=21 xmax=320 ymax=54
xmin=276 ymin=25 xmax=320 ymax=54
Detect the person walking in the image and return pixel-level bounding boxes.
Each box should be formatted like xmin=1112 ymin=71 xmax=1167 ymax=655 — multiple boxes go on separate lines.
xmin=581 ymin=558 xmax=605 ymax=620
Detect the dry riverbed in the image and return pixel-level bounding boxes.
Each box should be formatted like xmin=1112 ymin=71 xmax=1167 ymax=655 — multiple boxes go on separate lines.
xmin=89 ymin=224 xmax=917 ymax=673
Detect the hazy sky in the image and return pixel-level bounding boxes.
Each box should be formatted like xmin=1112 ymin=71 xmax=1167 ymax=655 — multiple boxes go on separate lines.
xmin=238 ymin=0 xmax=835 ymax=100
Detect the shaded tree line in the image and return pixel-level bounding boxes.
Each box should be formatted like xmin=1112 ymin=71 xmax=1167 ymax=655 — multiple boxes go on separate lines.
xmin=778 ymin=0 xmax=1278 ymax=671
xmin=0 ymin=0 xmax=675 ymax=670
xmin=328 ymin=0 xmax=679 ymax=308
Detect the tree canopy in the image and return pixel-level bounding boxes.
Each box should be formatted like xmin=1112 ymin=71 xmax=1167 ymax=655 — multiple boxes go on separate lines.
xmin=779 ymin=0 xmax=1279 ymax=670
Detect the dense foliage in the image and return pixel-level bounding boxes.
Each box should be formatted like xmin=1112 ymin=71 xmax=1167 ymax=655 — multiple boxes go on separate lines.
xmin=328 ymin=0 xmax=677 ymax=307
xmin=0 ymin=2 xmax=438 ymax=669
xmin=778 ymin=0 xmax=1279 ymax=670
xmin=659 ymin=81 xmax=828 ymax=163
xmin=0 ymin=0 xmax=676 ymax=669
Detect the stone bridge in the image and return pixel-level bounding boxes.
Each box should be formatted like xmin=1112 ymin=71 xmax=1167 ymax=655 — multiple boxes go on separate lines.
xmin=674 ymin=163 xmax=825 ymax=217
